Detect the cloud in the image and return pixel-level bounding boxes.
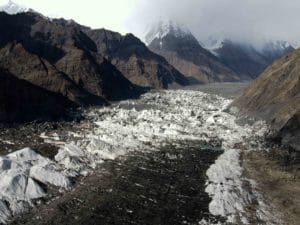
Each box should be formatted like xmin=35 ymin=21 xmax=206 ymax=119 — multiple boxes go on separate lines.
xmin=0 ymin=0 xmax=136 ymax=34
xmin=1 ymin=0 xmax=299 ymax=46
xmin=125 ymin=0 xmax=300 ymax=47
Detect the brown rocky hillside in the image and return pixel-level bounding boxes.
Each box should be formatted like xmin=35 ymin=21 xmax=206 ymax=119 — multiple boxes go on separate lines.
xmin=232 ymin=49 xmax=300 ymax=151
xmin=83 ymin=28 xmax=189 ymax=88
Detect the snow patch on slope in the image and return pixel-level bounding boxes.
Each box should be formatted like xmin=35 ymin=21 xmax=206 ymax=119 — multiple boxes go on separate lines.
xmin=259 ymin=40 xmax=294 ymax=55
xmin=203 ymin=38 xmax=225 ymax=56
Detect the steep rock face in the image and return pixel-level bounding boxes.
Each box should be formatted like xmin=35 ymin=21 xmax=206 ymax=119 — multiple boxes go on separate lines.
xmin=0 ymin=12 xmax=143 ymax=104
xmin=207 ymin=39 xmax=295 ymax=79
xmin=146 ymin=21 xmax=240 ymax=84
xmin=277 ymin=112 xmax=300 ymax=152
xmin=0 ymin=68 xmax=75 ymax=122
xmin=0 ymin=42 xmax=105 ymax=105
xmin=232 ymin=49 xmax=300 ymax=151
xmin=84 ymin=28 xmax=189 ymax=88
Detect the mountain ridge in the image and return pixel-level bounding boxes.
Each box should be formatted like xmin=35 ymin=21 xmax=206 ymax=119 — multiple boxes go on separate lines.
xmin=146 ymin=20 xmax=242 ymax=83
xmin=83 ymin=27 xmax=189 ymax=88
xmin=0 ymin=10 xmax=190 ymax=122
xmin=203 ymin=36 xmax=295 ymax=79
xmin=231 ymin=48 xmax=300 ymax=152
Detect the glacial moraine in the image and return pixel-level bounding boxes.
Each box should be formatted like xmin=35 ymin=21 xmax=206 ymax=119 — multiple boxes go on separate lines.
xmin=0 ymin=87 xmax=280 ymax=224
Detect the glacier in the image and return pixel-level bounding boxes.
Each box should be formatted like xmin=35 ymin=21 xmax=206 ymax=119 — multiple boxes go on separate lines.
xmin=0 ymin=90 xmax=281 ymax=224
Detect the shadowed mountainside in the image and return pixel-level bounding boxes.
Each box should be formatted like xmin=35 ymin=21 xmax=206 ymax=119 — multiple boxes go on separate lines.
xmin=213 ymin=40 xmax=295 ymax=79
xmin=0 ymin=12 xmax=146 ymax=105
xmin=82 ymin=28 xmax=189 ymax=88
xmin=0 ymin=68 xmax=75 ymax=122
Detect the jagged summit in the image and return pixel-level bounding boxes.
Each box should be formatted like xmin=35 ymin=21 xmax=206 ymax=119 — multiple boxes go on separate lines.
xmin=260 ymin=40 xmax=294 ymax=59
xmin=146 ymin=21 xmax=240 ymax=84
xmin=202 ymin=35 xmax=295 ymax=79
xmin=204 ymin=34 xmax=294 ymax=57
xmin=262 ymin=40 xmax=293 ymax=51
xmin=0 ymin=0 xmax=30 ymax=14
xmin=203 ymin=34 xmax=228 ymax=56
xmin=145 ymin=20 xmax=192 ymax=45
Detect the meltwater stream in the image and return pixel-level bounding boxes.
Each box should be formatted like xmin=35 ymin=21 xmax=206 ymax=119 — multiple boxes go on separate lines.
xmin=1 ymin=90 xmax=279 ymax=224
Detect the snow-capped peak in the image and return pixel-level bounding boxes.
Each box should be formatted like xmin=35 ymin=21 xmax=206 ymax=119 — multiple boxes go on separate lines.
xmin=260 ymin=40 xmax=294 ymax=53
xmin=202 ymin=33 xmax=229 ymax=56
xmin=205 ymin=36 xmax=225 ymax=50
xmin=145 ymin=19 xmax=192 ymax=45
xmin=0 ymin=0 xmax=30 ymax=15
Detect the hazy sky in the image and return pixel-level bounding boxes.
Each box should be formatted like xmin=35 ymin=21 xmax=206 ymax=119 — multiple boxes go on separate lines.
xmin=0 ymin=0 xmax=138 ymax=34
xmin=1 ymin=0 xmax=300 ymax=46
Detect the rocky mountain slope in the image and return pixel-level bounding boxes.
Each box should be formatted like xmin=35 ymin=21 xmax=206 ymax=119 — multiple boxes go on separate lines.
xmin=146 ymin=20 xmax=241 ymax=84
xmin=0 ymin=2 xmax=189 ymax=89
xmin=205 ymin=38 xmax=294 ymax=79
xmin=0 ymin=41 xmax=106 ymax=106
xmin=81 ymin=27 xmax=189 ymax=88
xmin=0 ymin=9 xmax=156 ymax=122
xmin=0 ymin=68 xmax=75 ymax=122
xmin=0 ymin=12 xmax=147 ymax=103
xmin=232 ymin=49 xmax=300 ymax=151
xmin=49 ymin=18 xmax=187 ymax=90
xmin=0 ymin=9 xmax=192 ymax=122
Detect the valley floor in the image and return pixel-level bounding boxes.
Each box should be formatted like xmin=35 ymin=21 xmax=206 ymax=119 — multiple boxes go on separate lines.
xmin=242 ymin=150 xmax=300 ymax=225
xmin=0 ymin=83 xmax=298 ymax=225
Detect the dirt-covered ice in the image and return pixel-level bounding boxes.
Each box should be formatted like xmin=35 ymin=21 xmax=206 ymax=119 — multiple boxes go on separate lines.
xmin=0 ymin=90 xmax=279 ymax=224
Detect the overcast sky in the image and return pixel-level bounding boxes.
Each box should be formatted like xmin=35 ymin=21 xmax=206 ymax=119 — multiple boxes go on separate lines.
xmin=1 ymin=0 xmax=300 ymax=47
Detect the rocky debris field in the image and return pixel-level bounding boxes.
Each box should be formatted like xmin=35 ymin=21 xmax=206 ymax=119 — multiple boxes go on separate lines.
xmin=11 ymin=141 xmax=225 ymax=225
xmin=0 ymin=88 xmax=289 ymax=225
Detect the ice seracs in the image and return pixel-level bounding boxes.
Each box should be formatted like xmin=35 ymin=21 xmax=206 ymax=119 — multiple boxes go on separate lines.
xmin=0 ymin=148 xmax=71 ymax=224
xmin=0 ymin=90 xmax=280 ymax=224
xmin=52 ymin=90 xmax=277 ymax=224
xmin=0 ymin=0 xmax=30 ymax=15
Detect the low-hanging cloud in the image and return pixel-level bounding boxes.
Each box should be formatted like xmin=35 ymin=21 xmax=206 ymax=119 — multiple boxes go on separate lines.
xmin=126 ymin=0 xmax=300 ymax=47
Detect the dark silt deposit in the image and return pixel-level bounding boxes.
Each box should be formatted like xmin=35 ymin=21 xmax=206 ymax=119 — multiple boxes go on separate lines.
xmin=0 ymin=121 xmax=78 ymax=156
xmin=10 ymin=141 xmax=225 ymax=225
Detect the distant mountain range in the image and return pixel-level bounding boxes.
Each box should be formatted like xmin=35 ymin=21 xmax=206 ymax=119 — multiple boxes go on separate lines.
xmin=146 ymin=20 xmax=242 ymax=84
xmin=204 ymin=36 xmax=294 ymax=79
xmin=146 ymin=20 xmax=294 ymax=82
